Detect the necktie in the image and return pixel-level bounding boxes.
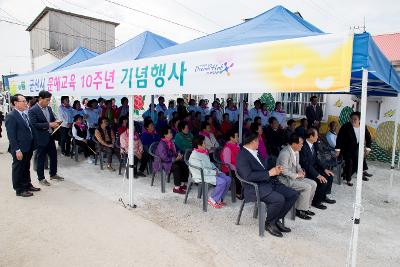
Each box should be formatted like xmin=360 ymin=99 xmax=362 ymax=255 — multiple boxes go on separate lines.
xmin=22 ymin=113 xmax=32 ymax=134
xmin=311 ymin=145 xmax=314 ymax=155
xmin=22 ymin=113 xmax=29 ymax=127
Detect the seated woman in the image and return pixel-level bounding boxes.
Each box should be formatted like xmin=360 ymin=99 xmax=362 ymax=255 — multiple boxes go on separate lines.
xmin=153 ymin=126 xmax=189 ymax=194
xmin=140 ymin=119 xmax=161 ymax=150
xmin=250 ymin=122 xmax=268 ymax=164
xmin=220 ymin=129 xmax=242 ymax=199
xmin=155 ymin=111 xmax=168 ymax=134
xmin=220 ymin=113 xmax=233 ymax=136
xmin=94 ymin=117 xmax=120 ymax=171
xmin=119 ymin=125 xmax=148 ymax=178
xmin=199 ymin=122 xmax=219 ymax=154
xmin=169 ymin=118 xmax=180 ymax=138
xmin=242 ymin=118 xmax=253 ymax=137
xmin=117 ymin=116 xmax=128 ymax=136
xmin=189 ymin=135 xmax=232 ymax=209
xmin=174 ymin=121 xmax=193 ymax=153
xmin=71 ymin=114 xmax=95 ymax=163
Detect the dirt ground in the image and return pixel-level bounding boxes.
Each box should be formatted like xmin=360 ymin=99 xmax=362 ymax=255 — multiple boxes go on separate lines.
xmin=0 ymin=125 xmax=399 ymax=266
xmin=0 ymin=133 xmax=218 ymax=267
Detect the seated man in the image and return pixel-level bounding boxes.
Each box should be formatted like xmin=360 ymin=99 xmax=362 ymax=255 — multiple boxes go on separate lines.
xmin=264 ymin=116 xmax=284 ymax=158
xmin=325 ymin=121 xmax=338 ymax=149
xmin=277 ymin=134 xmax=317 ymax=220
xmin=300 ymin=128 xmax=336 ymax=210
xmin=283 ymin=119 xmax=296 ymax=145
xmin=236 ymin=132 xmax=299 ymax=237
xmin=295 ymin=118 xmax=308 ymax=139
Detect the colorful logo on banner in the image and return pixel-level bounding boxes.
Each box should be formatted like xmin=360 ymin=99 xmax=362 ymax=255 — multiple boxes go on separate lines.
xmin=194 ymin=61 xmax=234 ymax=76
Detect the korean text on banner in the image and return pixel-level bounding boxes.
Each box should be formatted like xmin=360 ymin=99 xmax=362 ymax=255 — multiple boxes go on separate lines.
xmin=10 ymin=33 xmax=353 ymax=96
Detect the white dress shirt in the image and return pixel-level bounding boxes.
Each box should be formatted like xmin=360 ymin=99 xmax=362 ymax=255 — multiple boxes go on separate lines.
xmin=244 ymin=146 xmax=265 ymax=169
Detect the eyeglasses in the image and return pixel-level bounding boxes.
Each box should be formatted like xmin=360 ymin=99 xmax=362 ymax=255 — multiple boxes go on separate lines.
xmin=17 ymin=100 xmax=27 ymax=103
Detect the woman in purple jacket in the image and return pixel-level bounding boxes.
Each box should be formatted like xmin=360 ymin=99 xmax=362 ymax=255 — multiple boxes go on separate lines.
xmin=153 ymin=126 xmax=189 ymax=194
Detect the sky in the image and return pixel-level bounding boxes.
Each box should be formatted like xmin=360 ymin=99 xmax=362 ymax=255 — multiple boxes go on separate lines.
xmin=0 ymin=0 xmax=399 ymax=75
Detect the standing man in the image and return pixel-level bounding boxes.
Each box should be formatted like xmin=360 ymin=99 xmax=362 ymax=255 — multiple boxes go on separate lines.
xmin=5 ymin=94 xmax=40 ymax=197
xmin=236 ymin=132 xmax=299 ymax=237
xmin=58 ymin=96 xmax=74 ymax=156
xmin=29 ymin=90 xmax=64 ymax=186
xmin=300 ymin=128 xmax=335 ymax=210
xmin=305 ymin=96 xmax=323 ymax=130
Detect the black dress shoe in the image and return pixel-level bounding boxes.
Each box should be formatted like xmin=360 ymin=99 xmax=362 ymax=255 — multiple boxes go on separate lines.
xmin=136 ymin=171 xmax=146 ymax=177
xmin=362 ymin=176 xmax=369 ymax=181
xmin=276 ymin=221 xmax=291 ymax=232
xmin=16 ymin=191 xmax=33 ymax=197
xmin=324 ymin=197 xmax=336 ymax=204
xmin=305 ymin=210 xmax=315 ymax=216
xmin=363 ymin=171 xmax=373 ymax=177
xmin=346 ymin=181 xmax=353 ymax=186
xmin=265 ymin=223 xmax=283 ymax=237
xmin=296 ymin=210 xmax=312 ymax=220
xmin=27 ymin=186 xmax=41 ymax=192
xmin=312 ymin=203 xmax=327 ymax=210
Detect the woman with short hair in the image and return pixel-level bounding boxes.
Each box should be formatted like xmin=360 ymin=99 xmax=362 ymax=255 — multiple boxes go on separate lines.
xmin=189 ymin=135 xmax=232 ymax=209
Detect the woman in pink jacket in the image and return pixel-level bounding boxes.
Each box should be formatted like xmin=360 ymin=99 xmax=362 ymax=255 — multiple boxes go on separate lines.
xmin=120 ymin=126 xmax=148 ymax=178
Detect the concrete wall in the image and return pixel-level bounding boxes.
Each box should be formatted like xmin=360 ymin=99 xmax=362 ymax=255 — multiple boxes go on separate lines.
xmin=48 ymin=11 xmax=115 ymax=54
xmin=32 ymin=53 xmax=58 ymax=70
xmin=30 ymin=12 xmax=50 ymax=59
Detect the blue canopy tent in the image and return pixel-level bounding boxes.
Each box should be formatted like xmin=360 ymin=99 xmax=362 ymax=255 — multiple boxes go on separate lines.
xmin=22 ymin=47 xmax=98 ymax=75
xmin=144 ymin=5 xmax=400 ymax=96
xmin=140 ymin=5 xmax=400 ymax=265
xmin=62 ymin=31 xmax=176 ymax=122
xmin=63 ymin=31 xmax=177 ymax=70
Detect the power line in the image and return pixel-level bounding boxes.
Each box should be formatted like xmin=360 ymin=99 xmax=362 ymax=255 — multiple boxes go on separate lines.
xmin=0 ymin=18 xmax=112 ymax=44
xmin=104 ymin=0 xmax=208 ymax=34
xmin=169 ymin=0 xmax=223 ymax=28
xmin=45 ymin=0 xmax=121 ymax=44
xmin=58 ymin=0 xmax=176 ymax=42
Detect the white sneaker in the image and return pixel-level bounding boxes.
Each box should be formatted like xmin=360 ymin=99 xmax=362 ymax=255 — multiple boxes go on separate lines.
xmin=87 ymin=158 xmax=94 ymax=164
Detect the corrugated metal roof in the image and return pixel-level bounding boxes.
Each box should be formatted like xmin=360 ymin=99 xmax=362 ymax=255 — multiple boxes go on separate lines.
xmin=43 ymin=48 xmax=69 ymax=59
xmin=26 ymin=7 xmax=119 ymax=31
xmin=373 ymin=33 xmax=400 ymax=62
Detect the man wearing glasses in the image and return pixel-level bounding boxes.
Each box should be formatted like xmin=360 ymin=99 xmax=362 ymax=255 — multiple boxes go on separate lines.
xmin=5 ymin=94 xmax=40 ymax=197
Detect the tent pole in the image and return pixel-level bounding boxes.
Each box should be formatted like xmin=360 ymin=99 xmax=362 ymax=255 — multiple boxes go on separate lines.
xmin=387 ymin=95 xmax=400 ymax=203
xmin=238 ymin=94 xmax=244 ymax=144
xmin=348 ymin=68 xmax=368 ymax=267
xmin=128 ymin=95 xmax=136 ymax=208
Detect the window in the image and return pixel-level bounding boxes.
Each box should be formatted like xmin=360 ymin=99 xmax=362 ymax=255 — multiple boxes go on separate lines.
xmin=278 ymin=93 xmax=327 ymax=120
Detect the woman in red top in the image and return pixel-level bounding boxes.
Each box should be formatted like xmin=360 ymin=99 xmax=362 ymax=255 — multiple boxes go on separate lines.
xmin=220 ymin=113 xmax=233 ymax=136
xmin=220 ymin=129 xmax=242 ymax=199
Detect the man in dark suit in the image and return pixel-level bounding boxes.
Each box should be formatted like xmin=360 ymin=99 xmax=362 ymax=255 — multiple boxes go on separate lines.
xmin=28 ymin=90 xmax=64 ymax=186
xmin=236 ymin=132 xmax=299 ymax=237
xmin=305 ymin=96 xmax=323 ymax=130
xmin=5 ymin=94 xmax=40 ymax=197
xmin=300 ymin=128 xmax=336 ymax=210
xmin=263 ymin=116 xmax=284 ymax=158
xmin=335 ymin=112 xmax=372 ymax=186
xmin=295 ymin=118 xmax=308 ymax=139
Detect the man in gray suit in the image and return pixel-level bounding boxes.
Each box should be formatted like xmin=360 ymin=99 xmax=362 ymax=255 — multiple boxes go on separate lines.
xmin=277 ymin=133 xmax=317 ymax=220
